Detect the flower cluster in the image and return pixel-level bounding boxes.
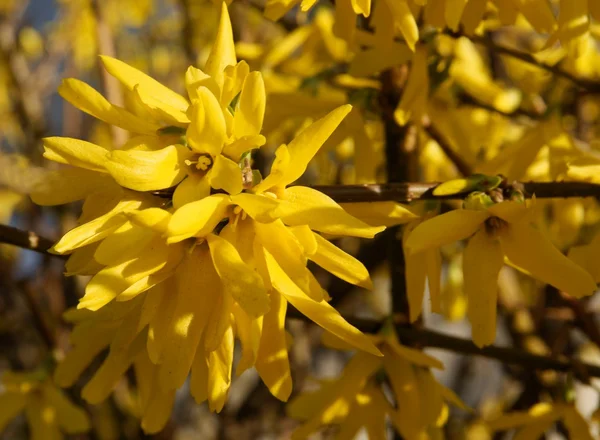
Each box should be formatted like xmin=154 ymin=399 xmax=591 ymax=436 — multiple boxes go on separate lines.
xmin=288 ymin=327 xmax=469 ymax=438
xmin=0 ymin=370 xmax=89 ymax=439
xmin=30 ymin=2 xmax=386 ymax=433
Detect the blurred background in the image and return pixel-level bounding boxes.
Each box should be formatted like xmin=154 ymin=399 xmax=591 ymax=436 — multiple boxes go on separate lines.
xmin=2 ymin=0 xmax=600 ymax=438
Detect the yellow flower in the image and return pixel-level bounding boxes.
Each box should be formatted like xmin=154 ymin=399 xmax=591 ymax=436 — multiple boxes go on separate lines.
xmin=44 ymin=2 xmax=266 ymax=202
xmin=484 ymin=402 xmax=594 ymax=440
xmin=287 ymin=329 xmax=466 ymax=439
xmin=0 ymin=371 xmax=90 ymax=439
xmin=164 ymin=104 xmax=385 ymax=400
xmin=405 ymin=196 xmax=596 ymax=347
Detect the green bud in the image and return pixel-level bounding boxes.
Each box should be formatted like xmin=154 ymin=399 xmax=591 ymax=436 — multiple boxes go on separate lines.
xmin=463 ymin=191 xmax=494 ymax=210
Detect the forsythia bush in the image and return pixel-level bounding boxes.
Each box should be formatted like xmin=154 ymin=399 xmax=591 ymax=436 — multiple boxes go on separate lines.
xmin=1 ymin=0 xmax=600 ymax=439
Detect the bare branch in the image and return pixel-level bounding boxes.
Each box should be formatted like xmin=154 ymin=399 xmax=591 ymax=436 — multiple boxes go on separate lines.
xmin=0 ymin=224 xmax=57 ymax=255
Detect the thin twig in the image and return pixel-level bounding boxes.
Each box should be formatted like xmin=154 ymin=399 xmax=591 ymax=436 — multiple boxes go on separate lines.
xmin=0 ymin=224 xmax=57 ymax=255
xmin=285 ymin=309 xmax=600 ymax=379
xmin=151 ymin=181 xmax=600 ymax=203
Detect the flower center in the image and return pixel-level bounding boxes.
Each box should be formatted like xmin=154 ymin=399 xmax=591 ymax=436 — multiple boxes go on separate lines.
xmin=485 ymin=216 xmax=508 ymax=236
xmin=185 ymin=153 xmax=213 ymax=172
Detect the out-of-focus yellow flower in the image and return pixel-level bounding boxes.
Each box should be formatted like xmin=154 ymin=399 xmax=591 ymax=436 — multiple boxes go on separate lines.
xmin=484 ymin=402 xmax=594 ymax=440
xmin=287 ymin=328 xmax=467 ymax=439
xmin=405 ymin=195 xmax=596 ymax=346
xmin=0 ymin=371 xmax=90 ymax=439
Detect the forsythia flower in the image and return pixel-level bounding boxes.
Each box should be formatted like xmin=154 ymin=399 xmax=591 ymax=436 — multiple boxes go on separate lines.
xmin=0 ymin=371 xmax=90 ymax=439
xmin=483 ymin=401 xmax=594 ymax=440
xmin=404 ymin=193 xmax=596 ymax=347
xmin=31 ymin=2 xmax=386 ymax=433
xmin=287 ymin=328 xmax=468 ymax=439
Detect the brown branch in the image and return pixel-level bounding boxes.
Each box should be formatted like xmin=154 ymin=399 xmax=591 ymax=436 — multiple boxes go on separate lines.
xmin=308 ymin=181 xmax=600 ymax=203
xmin=0 ymin=224 xmax=57 ymax=255
xmin=285 ymin=309 xmax=600 ymax=379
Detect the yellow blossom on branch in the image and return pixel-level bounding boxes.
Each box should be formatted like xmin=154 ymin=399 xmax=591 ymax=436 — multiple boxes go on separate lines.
xmin=405 ymin=194 xmax=596 ymax=347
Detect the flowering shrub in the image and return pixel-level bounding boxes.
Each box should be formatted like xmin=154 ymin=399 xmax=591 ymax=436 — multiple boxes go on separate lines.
xmin=1 ymin=0 xmax=600 ymax=438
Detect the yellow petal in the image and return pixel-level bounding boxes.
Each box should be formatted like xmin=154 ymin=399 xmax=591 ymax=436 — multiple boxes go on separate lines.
xmin=255 ymin=290 xmax=292 ymax=401
xmin=54 ymin=327 xmax=115 ymax=387
xmin=277 ymin=186 xmax=384 ymax=238
xmin=42 ymin=137 xmax=108 ymax=172
xmin=264 ymin=0 xmax=300 ymax=21
xmin=222 ymin=135 xmax=266 ymax=161
xmin=230 ymin=192 xmax=279 ymax=222
xmin=204 ymin=2 xmax=237 ymax=80
xmin=404 ymin=209 xmax=488 ymax=254
xmin=133 ymin=83 xmax=189 ymax=125
xmin=220 ymin=61 xmax=250 ymax=108
xmin=52 ymin=209 xmax=127 ymax=254
xmin=486 ymin=201 xmax=529 ymax=224
xmin=254 ymin=219 xmax=311 ymax=296
xmin=207 ymin=233 xmax=270 ymax=317
xmin=93 ymin=222 xmax=154 ymax=265
xmin=207 ymin=154 xmax=243 ymax=195
xmin=464 ymin=229 xmax=504 ymax=347
xmin=386 ymin=0 xmax=419 ymax=51
xmin=42 ymin=383 xmax=90 ymax=433
xmin=203 ymin=283 xmax=232 ymax=353
xmin=25 ymin=396 xmax=62 ymax=440
xmin=100 ymin=55 xmax=188 ymax=112
xmin=104 ymin=144 xmax=188 ymax=191
xmin=562 ymin=406 xmax=595 ymax=440
xmin=64 ymin=243 xmax=104 ymax=276
xmin=279 ymin=105 xmax=352 ymax=187
xmin=500 ymin=222 xmax=597 ymax=298
xmin=233 ymin=303 xmax=263 ymax=376
xmin=348 ymin=43 xmax=412 ymax=77
xmin=59 ymin=78 xmax=160 ymax=134
xmin=405 ymin=249 xmax=427 ymax=322
xmin=172 ymin=174 xmax=211 ymax=209
xmin=0 ymin=392 xmax=27 ymax=432
xmin=232 ymin=71 xmax=265 ymax=138
xmin=158 ymin=246 xmax=216 ymax=390
xmin=185 ymin=66 xmax=220 ymax=101
xmin=190 ymin=349 xmax=209 ymax=404
xmin=383 ymin=352 xmax=422 ymax=438
xmin=82 ymin=330 xmax=145 ymax=403
xmin=251 ymin=143 xmax=290 ymax=193
xmin=263 ymin=248 xmax=381 ymax=356
xmin=140 ymin=386 xmax=176 ymax=434
xmin=207 ymin=321 xmax=234 ymax=413
xmin=445 ymin=0 xmax=468 ymax=31
xmin=426 ymin=248 xmax=442 ymax=314
xmin=568 ymin=233 xmax=600 ymax=282
xmin=340 ymin=201 xmax=417 ymax=227
xmin=311 ymin=233 xmax=372 ymax=289
xmin=125 ymin=208 xmax=172 ymax=234
xmin=289 ymin=225 xmax=318 ymax=255
xmin=166 ymin=194 xmax=231 ymax=243
xmin=79 ymin=237 xmax=170 ymax=310
xmin=30 ymin=168 xmax=117 ymax=206
xmin=186 ymin=90 xmax=227 ymax=157
xmin=351 ymin=0 xmax=370 ymax=15
xmin=511 ymin=0 xmax=556 ymax=33
xmin=146 ymin=279 xmax=177 ymax=364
